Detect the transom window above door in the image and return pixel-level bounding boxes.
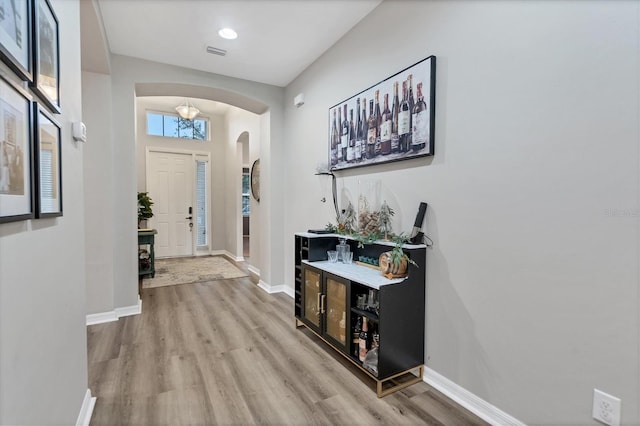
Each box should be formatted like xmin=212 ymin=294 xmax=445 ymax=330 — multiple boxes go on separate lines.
xmin=146 ymin=111 xmax=209 ymax=141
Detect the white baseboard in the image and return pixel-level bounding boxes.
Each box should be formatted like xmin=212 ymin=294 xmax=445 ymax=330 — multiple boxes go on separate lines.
xmin=85 ymin=311 xmax=117 ymax=325
xmin=115 ymin=296 xmax=142 ymax=318
xmin=283 ymin=286 xmax=294 ymax=298
xmin=75 ymin=389 xmax=96 ymax=426
xmin=257 ymin=280 xmax=273 ymax=293
xmin=257 ymin=280 xmax=294 ymax=297
xmin=86 ymin=297 xmax=142 ymax=326
xmin=423 ymin=367 xmax=524 ymax=426
xmin=210 ymin=250 xmax=244 ymax=263
xmin=247 ymin=265 xmax=260 ymax=277
xmin=256 ymin=276 xmax=295 ymax=297
xmin=257 ymin=280 xmax=281 ymax=294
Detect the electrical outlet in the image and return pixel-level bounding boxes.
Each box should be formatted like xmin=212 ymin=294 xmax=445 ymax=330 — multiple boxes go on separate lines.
xmin=593 ymin=389 xmax=621 ymax=426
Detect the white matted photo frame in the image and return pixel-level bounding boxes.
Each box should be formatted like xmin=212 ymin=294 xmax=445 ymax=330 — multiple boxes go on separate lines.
xmin=34 ymin=102 xmax=61 ymax=217
xmin=329 ymin=55 xmax=436 ymax=172
xmin=31 ymin=0 xmax=58 ymax=113
xmin=0 ymin=72 xmax=34 ymax=223
xmin=0 ymin=0 xmax=33 ymax=81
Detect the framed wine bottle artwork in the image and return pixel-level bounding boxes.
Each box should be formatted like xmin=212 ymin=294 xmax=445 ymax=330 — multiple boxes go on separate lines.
xmin=328 ymin=55 xmax=436 ymax=172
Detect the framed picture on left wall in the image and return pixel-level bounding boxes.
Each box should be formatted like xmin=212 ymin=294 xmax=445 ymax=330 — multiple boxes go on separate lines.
xmin=0 ymin=72 xmax=34 ymax=223
xmin=34 ymin=102 xmax=61 ymax=217
xmin=31 ymin=0 xmax=59 ymax=113
xmin=0 ymin=0 xmax=33 ymax=81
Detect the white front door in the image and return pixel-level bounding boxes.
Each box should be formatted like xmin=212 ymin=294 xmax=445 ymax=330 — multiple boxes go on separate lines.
xmin=147 ymin=151 xmax=194 ymax=257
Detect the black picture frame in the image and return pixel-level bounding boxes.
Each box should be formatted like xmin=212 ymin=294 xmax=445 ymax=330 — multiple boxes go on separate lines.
xmin=329 ymin=55 xmax=436 ymax=172
xmin=0 ymin=72 xmax=34 ymax=223
xmin=31 ymin=0 xmax=59 ymax=114
xmin=0 ymin=0 xmax=33 ymax=82
xmin=34 ymin=102 xmax=61 ymax=217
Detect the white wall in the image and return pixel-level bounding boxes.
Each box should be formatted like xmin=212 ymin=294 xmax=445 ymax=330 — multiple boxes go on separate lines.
xmin=83 ymin=70 xmax=114 ymax=314
xmin=0 ymin=0 xmax=89 ymax=423
xmin=224 ymin=108 xmax=261 ymax=265
xmin=284 ymin=1 xmax=639 ymax=424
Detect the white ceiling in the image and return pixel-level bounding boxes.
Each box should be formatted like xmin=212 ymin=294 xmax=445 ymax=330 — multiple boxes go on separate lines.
xmin=97 ymin=0 xmax=382 ymax=87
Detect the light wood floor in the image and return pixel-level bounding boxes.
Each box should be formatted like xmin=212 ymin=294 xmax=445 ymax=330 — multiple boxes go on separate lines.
xmin=88 ymin=270 xmax=487 ymax=425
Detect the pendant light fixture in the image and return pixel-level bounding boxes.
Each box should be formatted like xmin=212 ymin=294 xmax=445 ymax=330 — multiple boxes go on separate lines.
xmin=175 ymin=99 xmax=200 ymax=120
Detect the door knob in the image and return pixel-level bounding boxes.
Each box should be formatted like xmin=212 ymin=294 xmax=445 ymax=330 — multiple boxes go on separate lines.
xmin=185 ymin=216 xmax=193 ymax=220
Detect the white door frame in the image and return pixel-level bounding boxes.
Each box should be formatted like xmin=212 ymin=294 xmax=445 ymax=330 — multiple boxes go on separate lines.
xmin=145 ymin=147 xmax=212 ymax=257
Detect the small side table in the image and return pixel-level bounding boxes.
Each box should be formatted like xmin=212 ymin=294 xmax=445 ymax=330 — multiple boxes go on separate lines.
xmin=138 ymin=229 xmax=157 ymax=279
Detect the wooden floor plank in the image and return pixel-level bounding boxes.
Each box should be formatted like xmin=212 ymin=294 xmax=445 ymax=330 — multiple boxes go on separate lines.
xmin=88 ymin=271 xmax=488 ymax=425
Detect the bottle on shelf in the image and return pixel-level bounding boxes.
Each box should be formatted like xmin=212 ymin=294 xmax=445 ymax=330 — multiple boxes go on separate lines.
xmin=339 ymin=311 xmax=346 ymax=343
xmin=348 ymin=108 xmax=356 ymax=162
xmin=371 ymin=322 xmax=379 ymax=349
xmin=398 ymin=80 xmax=411 ymax=152
xmin=359 ymin=318 xmax=369 ymax=362
xmin=331 ymin=108 xmax=339 ymax=164
xmin=391 ymin=81 xmax=400 ymax=153
xmin=341 ymin=104 xmax=349 ymax=162
xmin=363 ymin=322 xmax=379 ymax=377
xmin=353 ymin=316 xmax=362 ymax=357
xmin=412 ymin=82 xmax=428 ymax=152
xmin=366 ymin=99 xmax=377 ymax=159
xmin=380 ymin=93 xmax=392 ymax=155
xmin=374 ymin=90 xmax=382 ymax=156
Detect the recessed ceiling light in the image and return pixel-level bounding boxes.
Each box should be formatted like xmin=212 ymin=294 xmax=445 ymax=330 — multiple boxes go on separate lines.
xmin=218 ymin=28 xmax=238 ymax=40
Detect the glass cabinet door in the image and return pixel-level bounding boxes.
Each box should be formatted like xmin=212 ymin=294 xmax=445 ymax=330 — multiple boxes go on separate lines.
xmin=324 ymin=276 xmax=347 ymax=347
xmin=303 ymin=268 xmax=321 ymax=328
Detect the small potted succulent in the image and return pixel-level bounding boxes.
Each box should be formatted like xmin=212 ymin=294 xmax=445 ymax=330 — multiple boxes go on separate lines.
xmin=379 ymin=233 xmax=418 ymax=279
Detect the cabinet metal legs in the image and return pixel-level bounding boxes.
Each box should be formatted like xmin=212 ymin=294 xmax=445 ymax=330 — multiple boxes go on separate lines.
xmin=376 ymin=365 xmax=424 ymax=398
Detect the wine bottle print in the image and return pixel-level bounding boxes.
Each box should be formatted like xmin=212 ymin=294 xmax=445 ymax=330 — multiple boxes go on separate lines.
xmin=411 ymin=82 xmax=428 ymax=152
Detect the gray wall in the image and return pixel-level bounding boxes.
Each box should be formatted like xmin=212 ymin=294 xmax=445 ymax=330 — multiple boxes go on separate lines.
xmin=283 ymin=1 xmax=639 ymax=424
xmin=83 ymin=70 xmax=114 ymax=314
xmin=106 ymin=55 xmax=285 ymax=312
xmin=0 ymin=0 xmax=89 ymax=423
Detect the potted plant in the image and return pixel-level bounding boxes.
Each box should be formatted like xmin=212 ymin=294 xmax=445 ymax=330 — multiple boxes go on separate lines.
xmin=137 ymin=192 xmax=154 ymax=228
xmin=379 ymin=233 xmax=418 ymax=279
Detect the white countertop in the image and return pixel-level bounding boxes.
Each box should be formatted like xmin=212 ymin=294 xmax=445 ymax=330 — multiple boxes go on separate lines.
xmin=302 ymin=260 xmax=406 ymax=289
xmin=295 ymin=232 xmax=426 ymax=249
